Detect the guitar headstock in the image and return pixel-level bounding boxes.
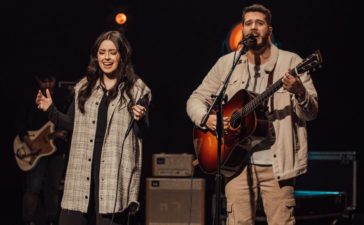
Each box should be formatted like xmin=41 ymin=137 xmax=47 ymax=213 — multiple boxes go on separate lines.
xmin=292 ymin=50 xmax=323 ymax=75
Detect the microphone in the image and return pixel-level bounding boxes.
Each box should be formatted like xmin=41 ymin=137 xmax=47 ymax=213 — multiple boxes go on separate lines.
xmin=124 ymin=94 xmax=149 ymax=137
xmin=239 ymin=33 xmax=257 ymax=47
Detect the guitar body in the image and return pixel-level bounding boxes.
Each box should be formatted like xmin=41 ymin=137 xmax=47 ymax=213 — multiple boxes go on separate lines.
xmin=193 ymin=89 xmax=270 ymax=178
xmin=13 ymin=121 xmax=57 ymax=171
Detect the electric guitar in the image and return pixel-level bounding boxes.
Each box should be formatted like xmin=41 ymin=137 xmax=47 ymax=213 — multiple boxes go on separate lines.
xmin=13 ymin=121 xmax=57 ymax=171
xmin=193 ymin=50 xmax=322 ymax=178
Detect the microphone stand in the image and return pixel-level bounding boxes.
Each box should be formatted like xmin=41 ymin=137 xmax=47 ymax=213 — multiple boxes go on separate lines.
xmin=200 ymin=43 xmax=250 ymax=225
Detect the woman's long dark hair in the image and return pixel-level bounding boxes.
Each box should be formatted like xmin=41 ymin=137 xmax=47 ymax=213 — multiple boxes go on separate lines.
xmin=78 ymin=30 xmax=138 ymax=113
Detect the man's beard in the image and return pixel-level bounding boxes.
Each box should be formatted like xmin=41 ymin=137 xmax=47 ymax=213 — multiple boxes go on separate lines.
xmin=248 ymin=34 xmax=269 ymax=51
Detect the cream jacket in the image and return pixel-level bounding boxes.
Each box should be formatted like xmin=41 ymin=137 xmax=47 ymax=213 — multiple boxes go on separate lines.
xmin=187 ymin=44 xmax=318 ymax=181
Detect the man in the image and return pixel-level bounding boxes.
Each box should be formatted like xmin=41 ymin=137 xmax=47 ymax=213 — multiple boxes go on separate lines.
xmin=187 ymin=4 xmax=318 ymax=225
xmin=15 ymin=72 xmax=71 ymax=225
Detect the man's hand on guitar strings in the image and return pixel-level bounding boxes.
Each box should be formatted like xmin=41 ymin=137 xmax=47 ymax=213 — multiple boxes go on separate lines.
xmin=206 ymin=115 xmax=230 ymax=131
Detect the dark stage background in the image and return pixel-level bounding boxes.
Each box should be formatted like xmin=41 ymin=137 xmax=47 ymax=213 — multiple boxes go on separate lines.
xmin=1 ymin=0 xmax=361 ymax=224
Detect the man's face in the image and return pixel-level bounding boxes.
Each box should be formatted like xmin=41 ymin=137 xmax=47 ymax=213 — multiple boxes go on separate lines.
xmin=37 ymin=77 xmax=56 ymax=92
xmin=242 ymin=12 xmax=272 ymax=50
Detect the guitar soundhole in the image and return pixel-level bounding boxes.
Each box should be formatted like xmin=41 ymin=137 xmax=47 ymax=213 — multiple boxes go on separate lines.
xmin=230 ymin=111 xmax=242 ymax=129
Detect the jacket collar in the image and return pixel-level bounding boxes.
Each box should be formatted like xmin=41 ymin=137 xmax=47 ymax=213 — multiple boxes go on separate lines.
xmin=264 ymin=43 xmax=279 ymax=73
xmin=240 ymin=43 xmax=279 ymax=72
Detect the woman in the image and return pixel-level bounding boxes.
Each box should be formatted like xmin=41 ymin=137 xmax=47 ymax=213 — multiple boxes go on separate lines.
xmin=36 ymin=30 xmax=151 ymax=225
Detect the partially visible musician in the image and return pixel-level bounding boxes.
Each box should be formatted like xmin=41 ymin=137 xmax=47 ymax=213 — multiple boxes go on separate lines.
xmin=15 ymin=70 xmax=71 ymax=225
xmin=186 ymin=4 xmax=318 ymax=225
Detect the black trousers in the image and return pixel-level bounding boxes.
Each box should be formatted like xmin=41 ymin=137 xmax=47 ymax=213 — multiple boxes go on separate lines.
xmin=23 ymin=153 xmax=65 ymax=223
xmin=59 ymin=209 xmax=128 ymax=225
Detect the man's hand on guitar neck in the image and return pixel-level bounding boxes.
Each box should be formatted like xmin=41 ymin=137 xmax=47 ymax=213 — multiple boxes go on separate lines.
xmin=282 ymin=73 xmax=307 ymax=102
xmin=206 ymin=115 xmax=230 ymax=132
xmin=35 ymin=88 xmax=53 ymax=112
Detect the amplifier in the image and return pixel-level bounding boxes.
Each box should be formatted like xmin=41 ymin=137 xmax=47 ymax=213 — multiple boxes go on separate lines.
xmin=296 ymin=151 xmax=357 ymax=210
xmin=146 ymin=178 xmax=205 ymax=225
xmin=152 ymin=153 xmax=194 ymax=177
xmin=256 ymin=190 xmax=347 ymax=223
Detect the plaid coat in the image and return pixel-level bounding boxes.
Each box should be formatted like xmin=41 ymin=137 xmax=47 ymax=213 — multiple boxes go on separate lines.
xmin=61 ymin=77 xmax=151 ymax=213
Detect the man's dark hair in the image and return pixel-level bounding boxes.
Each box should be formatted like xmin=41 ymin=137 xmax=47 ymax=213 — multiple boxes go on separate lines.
xmin=36 ymin=73 xmax=56 ymax=81
xmin=34 ymin=64 xmax=58 ymax=81
xmin=242 ymin=4 xmax=272 ymax=26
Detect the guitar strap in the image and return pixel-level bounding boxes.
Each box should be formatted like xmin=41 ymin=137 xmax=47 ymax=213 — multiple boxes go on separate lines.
xmin=265 ymin=63 xmax=276 ymax=112
xmin=265 ymin=63 xmax=277 ymax=140
xmin=267 ymin=66 xmax=274 ymax=87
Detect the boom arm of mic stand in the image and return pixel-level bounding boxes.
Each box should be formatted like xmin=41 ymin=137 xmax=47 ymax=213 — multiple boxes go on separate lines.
xmin=198 ymin=46 xmax=248 ymax=225
xmin=200 ymin=46 xmax=248 ymax=128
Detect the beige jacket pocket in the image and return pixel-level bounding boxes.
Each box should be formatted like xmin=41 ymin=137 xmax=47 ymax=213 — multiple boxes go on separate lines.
xmin=284 ymin=198 xmax=296 ymax=208
xmin=226 ymin=202 xmax=234 ymax=225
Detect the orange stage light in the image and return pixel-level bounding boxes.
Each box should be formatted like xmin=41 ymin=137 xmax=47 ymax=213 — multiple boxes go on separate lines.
xmin=115 ymin=13 xmax=127 ymax=25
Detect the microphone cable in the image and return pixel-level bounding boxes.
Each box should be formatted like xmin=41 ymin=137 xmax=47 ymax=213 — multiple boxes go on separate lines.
xmin=109 ymin=94 xmax=149 ymax=225
xmin=187 ymin=164 xmax=196 ymax=225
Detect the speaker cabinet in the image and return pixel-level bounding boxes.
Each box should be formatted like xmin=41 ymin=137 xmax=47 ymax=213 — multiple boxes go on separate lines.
xmin=296 ymin=151 xmax=356 ymax=210
xmin=146 ymin=178 xmax=205 ymax=225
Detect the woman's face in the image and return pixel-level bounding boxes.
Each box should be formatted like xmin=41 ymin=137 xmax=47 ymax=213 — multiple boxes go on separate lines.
xmin=97 ymin=40 xmax=121 ymax=75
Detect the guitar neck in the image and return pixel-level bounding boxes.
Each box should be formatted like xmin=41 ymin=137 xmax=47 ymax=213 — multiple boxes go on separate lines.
xmin=241 ymin=79 xmax=282 ymax=117
xmin=241 ymin=67 xmax=297 ymax=117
